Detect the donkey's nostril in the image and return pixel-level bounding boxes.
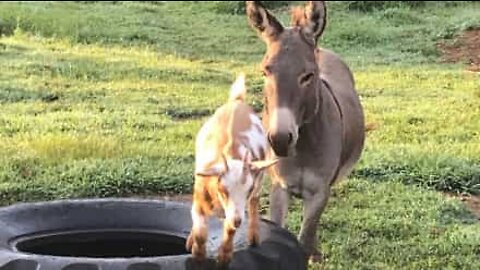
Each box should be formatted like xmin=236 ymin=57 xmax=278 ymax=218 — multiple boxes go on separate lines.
xmin=267 ymin=131 xmax=291 ymax=157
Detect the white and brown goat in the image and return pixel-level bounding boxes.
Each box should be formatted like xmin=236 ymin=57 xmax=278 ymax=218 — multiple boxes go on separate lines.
xmin=186 ymin=74 xmax=278 ymax=264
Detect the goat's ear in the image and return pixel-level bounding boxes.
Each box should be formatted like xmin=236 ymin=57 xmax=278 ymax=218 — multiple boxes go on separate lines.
xmin=221 ymin=153 xmax=229 ymax=172
xmin=242 ymin=149 xmax=252 ymax=165
xmin=250 ymin=159 xmax=279 ymax=172
xmin=246 ymin=1 xmax=284 ymax=43
xmin=297 ymin=1 xmax=327 ymax=44
xmin=195 ymin=164 xmax=224 ymax=177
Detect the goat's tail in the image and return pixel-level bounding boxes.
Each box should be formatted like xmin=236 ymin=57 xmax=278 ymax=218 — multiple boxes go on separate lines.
xmin=229 ymin=73 xmax=246 ymax=102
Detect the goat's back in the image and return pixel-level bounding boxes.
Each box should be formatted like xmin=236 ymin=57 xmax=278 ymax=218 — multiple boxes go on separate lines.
xmin=195 ymin=101 xmax=267 ymax=171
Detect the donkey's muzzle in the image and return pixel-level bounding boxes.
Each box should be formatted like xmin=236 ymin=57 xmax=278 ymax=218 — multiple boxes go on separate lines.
xmin=268 ymin=132 xmax=293 ymax=157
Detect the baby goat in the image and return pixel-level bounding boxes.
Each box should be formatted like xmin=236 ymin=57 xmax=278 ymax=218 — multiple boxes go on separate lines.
xmin=186 ymin=73 xmax=278 ymax=264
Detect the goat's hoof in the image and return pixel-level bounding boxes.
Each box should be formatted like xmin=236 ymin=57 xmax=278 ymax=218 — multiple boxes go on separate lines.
xmin=217 ymin=250 xmax=232 ymax=266
xmin=215 ymin=261 xmax=230 ymax=270
xmin=217 ymin=255 xmax=231 ymax=265
xmin=248 ymin=234 xmax=260 ymax=247
xmin=193 ymin=252 xmax=207 ymax=262
xmin=191 ymin=244 xmax=207 ymax=262
xmin=192 ymin=253 xmax=207 ymax=263
xmin=216 ymin=259 xmax=230 ymax=270
xmin=186 ymin=233 xmax=193 ymax=251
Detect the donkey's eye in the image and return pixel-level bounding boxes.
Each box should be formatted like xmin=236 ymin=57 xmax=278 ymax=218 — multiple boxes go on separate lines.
xmin=262 ymin=65 xmax=273 ymax=77
xmin=299 ymin=72 xmax=314 ymax=86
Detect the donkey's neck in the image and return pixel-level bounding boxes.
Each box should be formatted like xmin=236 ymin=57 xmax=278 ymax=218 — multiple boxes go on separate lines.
xmin=296 ymin=79 xmax=334 ymax=154
xmin=300 ymin=78 xmax=325 ymax=129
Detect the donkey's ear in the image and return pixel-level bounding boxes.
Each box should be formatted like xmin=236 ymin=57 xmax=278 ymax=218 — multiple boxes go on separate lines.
xmin=246 ymin=1 xmax=284 ymax=43
xmin=298 ymin=1 xmax=327 ymax=44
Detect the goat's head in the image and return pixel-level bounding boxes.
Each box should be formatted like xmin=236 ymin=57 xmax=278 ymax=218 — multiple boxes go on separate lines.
xmin=195 ymin=152 xmax=278 ymax=229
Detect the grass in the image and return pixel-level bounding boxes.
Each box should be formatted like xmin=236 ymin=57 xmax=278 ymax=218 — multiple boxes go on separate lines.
xmin=286 ymin=178 xmax=479 ymax=269
xmin=0 ymin=1 xmax=479 ymax=268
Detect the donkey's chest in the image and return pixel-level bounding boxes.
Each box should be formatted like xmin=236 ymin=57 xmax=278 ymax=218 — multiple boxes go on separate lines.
xmin=293 ymin=128 xmax=333 ymax=164
xmin=279 ymin=142 xmax=342 ymax=197
xmin=282 ymin=164 xmax=320 ymax=198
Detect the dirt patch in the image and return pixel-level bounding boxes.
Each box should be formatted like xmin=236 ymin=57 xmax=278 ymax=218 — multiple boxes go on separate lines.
xmin=437 ymin=29 xmax=480 ymax=72
xmin=459 ymin=194 xmax=480 ymax=219
xmin=445 ymin=193 xmax=480 ymax=220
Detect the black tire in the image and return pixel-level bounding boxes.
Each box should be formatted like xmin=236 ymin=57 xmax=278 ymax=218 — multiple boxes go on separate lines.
xmin=0 ymin=198 xmax=307 ymax=270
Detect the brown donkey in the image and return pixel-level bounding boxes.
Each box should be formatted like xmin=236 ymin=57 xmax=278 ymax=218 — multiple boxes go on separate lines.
xmin=246 ymin=1 xmax=365 ymax=263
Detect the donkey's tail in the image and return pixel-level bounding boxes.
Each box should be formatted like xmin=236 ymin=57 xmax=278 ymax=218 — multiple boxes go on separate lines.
xmin=229 ymin=73 xmax=247 ymax=102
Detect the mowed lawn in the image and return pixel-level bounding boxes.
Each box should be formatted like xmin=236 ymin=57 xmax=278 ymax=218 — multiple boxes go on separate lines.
xmin=0 ymin=1 xmax=479 ymax=269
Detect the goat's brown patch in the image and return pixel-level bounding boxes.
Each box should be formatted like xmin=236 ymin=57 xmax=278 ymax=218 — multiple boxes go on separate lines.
xmin=193 ymin=176 xmax=223 ymax=216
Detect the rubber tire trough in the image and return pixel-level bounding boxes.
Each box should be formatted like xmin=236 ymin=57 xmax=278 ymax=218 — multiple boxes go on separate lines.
xmin=0 ymin=198 xmax=307 ymax=270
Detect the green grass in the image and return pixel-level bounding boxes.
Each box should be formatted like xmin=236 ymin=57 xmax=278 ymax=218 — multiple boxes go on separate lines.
xmin=289 ymin=179 xmax=480 ymax=269
xmin=0 ymin=1 xmax=479 ymax=268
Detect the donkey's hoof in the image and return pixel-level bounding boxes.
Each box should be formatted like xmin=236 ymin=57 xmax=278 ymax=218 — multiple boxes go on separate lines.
xmin=308 ymin=249 xmax=324 ymax=264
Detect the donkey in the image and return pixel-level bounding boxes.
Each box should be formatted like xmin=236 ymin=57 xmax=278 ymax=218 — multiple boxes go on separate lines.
xmin=246 ymin=1 xmax=365 ymax=262
xmin=186 ymin=74 xmax=278 ymax=264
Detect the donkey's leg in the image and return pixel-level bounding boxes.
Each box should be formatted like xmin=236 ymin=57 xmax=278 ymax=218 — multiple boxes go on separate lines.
xmin=299 ymin=177 xmax=331 ymax=263
xmin=269 ymin=181 xmax=289 ymax=227
xmin=269 ymin=159 xmax=301 ymax=228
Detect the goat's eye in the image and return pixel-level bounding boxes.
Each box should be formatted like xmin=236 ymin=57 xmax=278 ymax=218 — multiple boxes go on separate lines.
xmin=248 ymin=185 xmax=254 ymax=196
xmin=299 ymin=72 xmax=314 ymax=86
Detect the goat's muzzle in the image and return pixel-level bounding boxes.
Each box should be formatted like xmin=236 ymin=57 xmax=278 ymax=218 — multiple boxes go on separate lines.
xmin=233 ymin=217 xmax=242 ymax=228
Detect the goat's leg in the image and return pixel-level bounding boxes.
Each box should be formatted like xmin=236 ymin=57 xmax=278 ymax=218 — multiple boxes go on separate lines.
xmin=187 ymin=203 xmax=208 ymax=261
xmin=247 ymin=172 xmax=264 ymax=246
xmin=247 ymin=194 xmax=260 ymax=246
xmin=299 ymin=182 xmax=331 ymax=263
xmin=218 ymin=221 xmax=236 ymax=265
xmin=269 ymin=181 xmax=289 ymax=227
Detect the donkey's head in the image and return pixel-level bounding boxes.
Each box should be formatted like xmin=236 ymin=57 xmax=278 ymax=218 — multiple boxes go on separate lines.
xmin=246 ymin=1 xmax=326 ymax=157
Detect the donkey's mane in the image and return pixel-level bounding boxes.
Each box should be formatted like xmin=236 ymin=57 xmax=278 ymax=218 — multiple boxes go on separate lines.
xmin=290 ymin=7 xmax=306 ymax=27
